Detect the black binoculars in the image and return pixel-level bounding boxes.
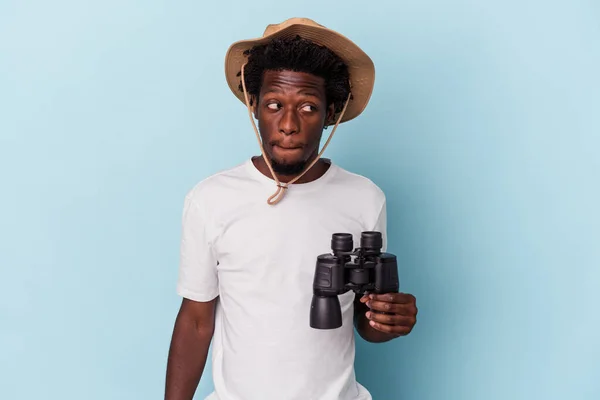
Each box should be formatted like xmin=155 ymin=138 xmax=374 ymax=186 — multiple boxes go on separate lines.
xmin=309 ymin=231 xmax=399 ymax=329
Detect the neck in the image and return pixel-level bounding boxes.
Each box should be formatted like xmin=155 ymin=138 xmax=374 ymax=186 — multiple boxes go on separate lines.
xmin=251 ymin=155 xmax=330 ymax=184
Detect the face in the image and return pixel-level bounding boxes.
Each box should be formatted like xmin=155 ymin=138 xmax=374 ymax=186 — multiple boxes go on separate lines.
xmin=254 ymin=70 xmax=334 ymax=175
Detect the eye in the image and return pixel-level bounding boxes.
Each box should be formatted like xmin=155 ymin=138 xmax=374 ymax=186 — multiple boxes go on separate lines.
xmin=267 ymin=102 xmax=280 ymax=110
xmin=301 ymin=105 xmax=317 ymax=112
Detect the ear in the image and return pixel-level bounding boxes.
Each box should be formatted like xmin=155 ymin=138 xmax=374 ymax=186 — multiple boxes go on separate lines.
xmin=252 ymin=95 xmax=259 ymax=119
xmin=325 ymin=103 xmax=336 ymax=126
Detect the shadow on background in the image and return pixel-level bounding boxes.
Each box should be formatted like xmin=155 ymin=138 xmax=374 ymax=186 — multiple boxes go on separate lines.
xmin=342 ymin=149 xmax=467 ymax=400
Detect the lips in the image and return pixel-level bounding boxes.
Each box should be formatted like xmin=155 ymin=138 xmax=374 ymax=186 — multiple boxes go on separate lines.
xmin=272 ymin=144 xmax=303 ymax=157
xmin=272 ymin=143 xmax=303 ymax=150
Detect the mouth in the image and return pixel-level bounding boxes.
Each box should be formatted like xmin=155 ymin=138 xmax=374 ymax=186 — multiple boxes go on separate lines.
xmin=271 ymin=141 xmax=303 ymax=149
xmin=272 ymin=142 xmax=303 ymax=150
xmin=272 ymin=143 xmax=303 ymax=156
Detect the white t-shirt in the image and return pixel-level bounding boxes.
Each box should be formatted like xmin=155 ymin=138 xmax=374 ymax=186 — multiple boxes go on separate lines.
xmin=177 ymin=158 xmax=387 ymax=400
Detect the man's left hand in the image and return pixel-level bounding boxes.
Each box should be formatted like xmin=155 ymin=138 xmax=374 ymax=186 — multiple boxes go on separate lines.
xmin=359 ymin=292 xmax=418 ymax=337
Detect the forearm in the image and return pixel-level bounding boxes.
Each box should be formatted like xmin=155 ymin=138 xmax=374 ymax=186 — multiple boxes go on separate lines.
xmin=165 ymin=317 xmax=213 ymax=400
xmin=354 ymin=300 xmax=397 ymax=343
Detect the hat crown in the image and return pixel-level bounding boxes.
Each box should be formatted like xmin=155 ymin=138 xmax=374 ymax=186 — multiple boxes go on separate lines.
xmin=262 ymin=17 xmax=324 ymax=37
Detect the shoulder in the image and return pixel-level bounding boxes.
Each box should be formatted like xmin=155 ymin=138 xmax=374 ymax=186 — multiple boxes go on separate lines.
xmin=183 ymin=161 xmax=250 ymax=208
xmin=331 ymin=163 xmax=386 ymax=205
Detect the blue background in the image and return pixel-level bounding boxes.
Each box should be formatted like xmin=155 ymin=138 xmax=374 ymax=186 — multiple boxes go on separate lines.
xmin=1 ymin=1 xmax=599 ymax=399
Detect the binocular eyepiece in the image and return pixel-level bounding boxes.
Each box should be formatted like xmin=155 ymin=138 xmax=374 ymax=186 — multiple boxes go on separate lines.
xmin=309 ymin=231 xmax=399 ymax=329
xmin=331 ymin=231 xmax=383 ymax=254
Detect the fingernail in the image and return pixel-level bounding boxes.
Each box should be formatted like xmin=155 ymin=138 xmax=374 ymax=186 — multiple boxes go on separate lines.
xmin=369 ymin=321 xmax=375 ymax=326
xmin=366 ymin=312 xmax=371 ymax=319
xmin=369 ymin=294 xmax=374 ymax=299
xmin=366 ymin=301 xmax=371 ymax=307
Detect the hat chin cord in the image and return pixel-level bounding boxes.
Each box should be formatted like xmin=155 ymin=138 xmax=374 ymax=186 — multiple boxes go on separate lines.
xmin=240 ymin=62 xmax=351 ymax=205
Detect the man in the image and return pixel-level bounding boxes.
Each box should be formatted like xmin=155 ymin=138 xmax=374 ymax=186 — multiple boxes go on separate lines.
xmin=165 ymin=18 xmax=418 ymax=400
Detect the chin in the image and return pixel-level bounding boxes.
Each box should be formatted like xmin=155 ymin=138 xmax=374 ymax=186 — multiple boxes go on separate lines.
xmin=270 ymin=158 xmax=307 ymax=175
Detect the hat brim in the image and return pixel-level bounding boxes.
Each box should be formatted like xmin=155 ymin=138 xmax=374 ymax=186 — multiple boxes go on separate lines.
xmin=224 ymin=23 xmax=375 ymax=124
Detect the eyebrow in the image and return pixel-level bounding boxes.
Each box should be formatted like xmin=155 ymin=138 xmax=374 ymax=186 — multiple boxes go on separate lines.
xmin=298 ymin=90 xmax=320 ymax=98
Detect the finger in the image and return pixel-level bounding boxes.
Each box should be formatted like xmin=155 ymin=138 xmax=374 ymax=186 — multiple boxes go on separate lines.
xmin=366 ymin=311 xmax=415 ymax=327
xmin=359 ymin=291 xmax=371 ymax=303
xmin=368 ymin=319 xmax=412 ymax=336
xmin=367 ymin=300 xmax=417 ymax=316
xmin=369 ymin=293 xmax=415 ymax=304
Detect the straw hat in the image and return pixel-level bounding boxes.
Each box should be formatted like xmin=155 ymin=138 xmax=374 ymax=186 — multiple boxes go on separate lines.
xmin=224 ymin=17 xmax=375 ymax=123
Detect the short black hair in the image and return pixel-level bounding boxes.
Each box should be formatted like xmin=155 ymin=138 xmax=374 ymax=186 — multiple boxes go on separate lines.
xmin=237 ymin=35 xmax=352 ymax=120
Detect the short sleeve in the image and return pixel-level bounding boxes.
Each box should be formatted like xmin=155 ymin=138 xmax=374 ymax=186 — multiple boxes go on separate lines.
xmin=176 ymin=193 xmax=219 ymax=302
xmin=372 ymin=198 xmax=388 ymax=252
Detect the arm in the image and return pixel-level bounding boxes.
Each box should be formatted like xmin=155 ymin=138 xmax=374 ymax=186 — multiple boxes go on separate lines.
xmin=165 ymin=297 xmax=217 ymax=400
xmin=354 ymin=198 xmax=396 ymax=343
xmin=353 ymin=196 xmax=417 ymax=341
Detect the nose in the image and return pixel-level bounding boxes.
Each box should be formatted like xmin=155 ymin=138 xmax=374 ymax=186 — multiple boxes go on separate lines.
xmin=279 ymin=107 xmax=299 ymax=136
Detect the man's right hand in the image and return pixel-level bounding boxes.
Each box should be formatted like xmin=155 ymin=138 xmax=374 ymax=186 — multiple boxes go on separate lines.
xmin=165 ymin=297 xmax=217 ymax=400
